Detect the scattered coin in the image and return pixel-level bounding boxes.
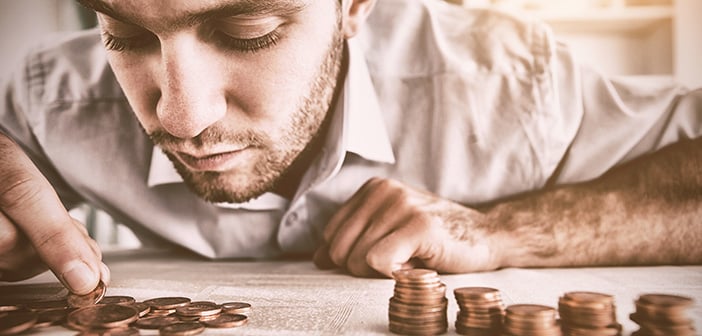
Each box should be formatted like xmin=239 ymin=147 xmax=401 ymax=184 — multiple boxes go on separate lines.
xmin=221 ymin=302 xmax=252 ymax=315
xmin=68 ymin=281 xmax=107 ymax=308
xmin=0 ymin=310 xmax=38 ymax=335
xmin=143 ymin=297 xmax=191 ymax=310
xmin=200 ymin=314 xmax=248 ymax=328
xmin=159 ymin=322 xmax=205 ymax=336
xmin=100 ymin=296 xmax=137 ymax=305
xmin=134 ymin=316 xmax=182 ymax=330
xmin=175 ymin=301 xmax=221 ymax=318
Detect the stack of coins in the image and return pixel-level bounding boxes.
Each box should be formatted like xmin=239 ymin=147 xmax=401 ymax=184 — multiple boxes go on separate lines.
xmin=502 ymin=304 xmax=561 ymax=336
xmin=630 ymin=293 xmax=696 ymax=336
xmin=388 ymin=269 xmax=448 ymax=335
xmin=558 ymin=291 xmax=622 ymax=336
xmin=0 ymin=281 xmax=251 ymax=335
xmin=453 ymin=287 xmax=505 ymax=335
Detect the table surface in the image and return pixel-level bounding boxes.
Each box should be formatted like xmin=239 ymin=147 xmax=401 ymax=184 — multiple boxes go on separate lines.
xmin=1 ymin=249 xmax=700 ymax=335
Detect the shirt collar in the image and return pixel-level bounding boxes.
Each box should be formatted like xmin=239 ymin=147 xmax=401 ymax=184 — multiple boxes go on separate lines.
xmin=146 ymin=36 xmax=394 ymax=209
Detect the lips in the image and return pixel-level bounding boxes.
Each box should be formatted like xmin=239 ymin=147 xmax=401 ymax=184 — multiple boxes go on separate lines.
xmin=175 ymin=148 xmax=250 ymax=172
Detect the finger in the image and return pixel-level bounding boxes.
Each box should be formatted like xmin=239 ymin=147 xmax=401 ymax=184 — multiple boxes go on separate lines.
xmin=0 ymin=136 xmax=101 ymax=294
xmin=312 ymin=244 xmax=337 ymax=270
xmin=0 ymin=211 xmax=47 ymax=280
xmin=364 ymin=224 xmax=433 ymax=278
xmin=344 ymin=199 xmax=413 ymax=276
xmin=323 ymin=177 xmax=382 ymax=243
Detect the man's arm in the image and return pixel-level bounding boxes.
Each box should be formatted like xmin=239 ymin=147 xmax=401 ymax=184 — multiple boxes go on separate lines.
xmin=486 ymin=136 xmax=701 ymax=268
xmin=315 ymin=136 xmax=701 ymax=277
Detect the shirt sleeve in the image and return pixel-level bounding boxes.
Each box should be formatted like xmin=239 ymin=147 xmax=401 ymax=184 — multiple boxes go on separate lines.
xmin=0 ymin=49 xmax=84 ymax=210
xmin=547 ymin=40 xmax=702 ymax=184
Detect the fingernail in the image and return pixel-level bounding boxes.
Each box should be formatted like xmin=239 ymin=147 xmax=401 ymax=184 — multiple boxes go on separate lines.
xmin=61 ymin=261 xmax=97 ymax=294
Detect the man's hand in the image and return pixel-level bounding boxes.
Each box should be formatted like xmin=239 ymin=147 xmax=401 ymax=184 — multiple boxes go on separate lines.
xmin=0 ymin=133 xmax=109 ymax=294
xmin=314 ymin=177 xmax=502 ymax=277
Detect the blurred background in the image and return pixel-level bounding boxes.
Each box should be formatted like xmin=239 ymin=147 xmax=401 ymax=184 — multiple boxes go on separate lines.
xmin=0 ymin=0 xmax=700 ymax=249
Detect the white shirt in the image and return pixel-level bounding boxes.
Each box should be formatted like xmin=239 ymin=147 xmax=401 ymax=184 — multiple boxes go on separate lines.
xmin=2 ymin=0 xmax=700 ymax=258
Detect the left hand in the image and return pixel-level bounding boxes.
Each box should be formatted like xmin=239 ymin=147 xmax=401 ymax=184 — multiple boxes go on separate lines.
xmin=313 ymin=177 xmax=503 ymax=277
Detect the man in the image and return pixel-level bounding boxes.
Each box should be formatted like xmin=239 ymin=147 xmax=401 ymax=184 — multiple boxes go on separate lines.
xmin=1 ymin=0 xmax=700 ymax=296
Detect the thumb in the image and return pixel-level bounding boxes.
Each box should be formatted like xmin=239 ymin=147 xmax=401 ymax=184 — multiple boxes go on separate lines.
xmin=0 ymin=136 xmax=101 ymax=294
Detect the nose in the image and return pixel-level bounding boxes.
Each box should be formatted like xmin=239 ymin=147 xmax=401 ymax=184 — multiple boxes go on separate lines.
xmin=156 ymin=35 xmax=226 ymax=139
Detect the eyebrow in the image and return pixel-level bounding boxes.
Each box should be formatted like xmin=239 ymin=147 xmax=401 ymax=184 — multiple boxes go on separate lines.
xmin=76 ymin=0 xmax=308 ymax=28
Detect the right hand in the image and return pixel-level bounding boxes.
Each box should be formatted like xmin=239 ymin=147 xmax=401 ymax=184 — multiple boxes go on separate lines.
xmin=0 ymin=133 xmax=109 ymax=294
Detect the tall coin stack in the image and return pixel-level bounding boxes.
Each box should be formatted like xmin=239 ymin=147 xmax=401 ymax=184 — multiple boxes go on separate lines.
xmin=388 ymin=269 xmax=448 ymax=335
xmin=502 ymin=304 xmax=561 ymax=336
xmin=558 ymin=291 xmax=622 ymax=336
xmin=630 ymin=293 xmax=696 ymax=336
xmin=453 ymin=287 xmax=505 ymax=335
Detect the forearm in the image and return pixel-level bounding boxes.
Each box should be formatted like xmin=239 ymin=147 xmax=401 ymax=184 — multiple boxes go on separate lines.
xmin=487 ymin=137 xmax=702 ymax=268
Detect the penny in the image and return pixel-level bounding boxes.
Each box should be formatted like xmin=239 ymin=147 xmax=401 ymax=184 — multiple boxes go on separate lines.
xmin=143 ymin=297 xmax=191 ymax=310
xmin=99 ymin=296 xmax=136 ymax=305
xmin=68 ymin=304 xmax=138 ymax=330
xmin=68 ymin=281 xmax=107 ymax=308
xmin=159 ymin=322 xmax=205 ymax=336
xmin=221 ymin=302 xmax=252 ymax=314
xmin=175 ymin=301 xmax=221 ymax=317
xmin=391 ymin=268 xmax=438 ymax=282
xmin=130 ymin=302 xmax=151 ymax=317
xmin=77 ymin=326 xmax=141 ymax=336
xmin=638 ymin=294 xmax=694 ymax=308
xmin=200 ymin=313 xmax=248 ymax=328
xmin=24 ymin=299 xmax=69 ymax=310
xmin=135 ymin=316 xmax=181 ymax=329
xmin=0 ymin=310 xmax=38 ymax=336
xmin=454 ymin=287 xmax=502 ymax=302
xmin=34 ymin=308 xmax=69 ymax=328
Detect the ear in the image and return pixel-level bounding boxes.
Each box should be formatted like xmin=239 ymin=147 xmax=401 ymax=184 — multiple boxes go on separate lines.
xmin=341 ymin=0 xmax=377 ymax=38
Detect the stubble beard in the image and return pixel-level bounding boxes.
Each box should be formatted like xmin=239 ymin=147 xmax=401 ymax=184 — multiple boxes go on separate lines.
xmin=150 ymin=15 xmax=345 ymax=204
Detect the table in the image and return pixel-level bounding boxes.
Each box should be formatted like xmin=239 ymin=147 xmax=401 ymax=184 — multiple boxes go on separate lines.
xmin=2 ymin=249 xmax=701 ymax=335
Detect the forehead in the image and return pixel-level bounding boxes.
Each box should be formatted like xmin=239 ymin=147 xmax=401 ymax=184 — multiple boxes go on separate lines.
xmin=82 ymin=0 xmax=312 ymax=29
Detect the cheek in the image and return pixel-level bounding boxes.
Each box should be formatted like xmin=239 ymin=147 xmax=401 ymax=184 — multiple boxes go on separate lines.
xmin=107 ymin=54 xmax=160 ymax=132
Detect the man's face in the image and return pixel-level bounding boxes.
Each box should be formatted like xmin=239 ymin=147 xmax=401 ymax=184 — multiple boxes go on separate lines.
xmin=87 ymin=0 xmax=344 ymax=203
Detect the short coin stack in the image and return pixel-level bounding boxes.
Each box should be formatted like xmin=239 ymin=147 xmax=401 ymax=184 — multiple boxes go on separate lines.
xmin=502 ymin=304 xmax=561 ymax=336
xmin=453 ymin=287 xmax=505 ymax=335
xmin=558 ymin=291 xmax=622 ymax=336
xmin=630 ymin=293 xmax=696 ymax=336
xmin=388 ymin=269 xmax=448 ymax=335
xmin=0 ymin=281 xmax=251 ymax=335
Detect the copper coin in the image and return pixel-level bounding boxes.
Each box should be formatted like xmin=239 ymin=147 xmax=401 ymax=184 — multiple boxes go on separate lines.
xmin=68 ymin=281 xmax=107 ymax=308
xmin=221 ymin=302 xmax=251 ymax=314
xmin=159 ymin=322 xmax=205 ymax=335
xmin=99 ymin=296 xmax=136 ymax=305
xmin=392 ymin=269 xmax=438 ymax=281
xmin=77 ymin=326 xmax=141 ymax=336
xmin=34 ymin=308 xmax=69 ymax=328
xmin=143 ymin=297 xmax=191 ymax=310
xmin=506 ymin=304 xmax=558 ymax=318
xmin=148 ymin=308 xmax=177 ymax=316
xmin=68 ymin=304 xmax=138 ymax=329
xmin=175 ymin=301 xmax=221 ymax=317
xmin=24 ymin=299 xmax=69 ymax=310
xmin=200 ymin=313 xmax=248 ymax=328
xmin=454 ymin=287 xmax=502 ymax=301
xmin=638 ymin=293 xmax=694 ymax=308
xmin=135 ymin=316 xmax=181 ymax=329
xmin=564 ymin=291 xmax=614 ymax=304
xmin=130 ymin=302 xmax=151 ymax=317
xmin=0 ymin=310 xmax=38 ymax=335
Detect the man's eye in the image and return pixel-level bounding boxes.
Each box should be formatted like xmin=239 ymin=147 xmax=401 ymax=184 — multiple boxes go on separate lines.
xmin=101 ymin=31 xmax=157 ymax=52
xmin=211 ymin=30 xmax=281 ymax=53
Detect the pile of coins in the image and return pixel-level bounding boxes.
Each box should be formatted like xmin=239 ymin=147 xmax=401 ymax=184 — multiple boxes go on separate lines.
xmin=630 ymin=293 xmax=696 ymax=336
xmin=558 ymin=291 xmax=622 ymax=336
xmin=502 ymin=304 xmax=561 ymax=336
xmin=388 ymin=269 xmax=448 ymax=335
xmin=0 ymin=281 xmax=251 ymax=335
xmin=453 ymin=287 xmax=505 ymax=335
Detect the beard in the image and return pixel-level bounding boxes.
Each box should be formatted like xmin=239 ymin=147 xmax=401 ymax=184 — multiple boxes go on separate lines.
xmin=149 ymin=12 xmax=345 ymax=204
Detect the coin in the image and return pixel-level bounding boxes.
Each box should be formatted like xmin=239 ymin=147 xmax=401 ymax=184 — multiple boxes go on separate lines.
xmin=134 ymin=316 xmax=181 ymax=329
xmin=638 ymin=294 xmax=694 ymax=308
xmin=143 ymin=297 xmax=191 ymax=310
xmin=175 ymin=301 xmax=221 ymax=318
xmin=68 ymin=304 xmax=138 ymax=330
xmin=159 ymin=322 xmax=206 ymax=335
xmin=76 ymin=326 xmax=140 ymax=336
xmin=221 ymin=302 xmax=251 ymax=315
xmin=34 ymin=308 xmax=69 ymax=328
xmin=68 ymin=281 xmax=107 ymax=308
xmin=99 ymin=296 xmax=136 ymax=305
xmin=200 ymin=313 xmax=248 ymax=328
xmin=0 ymin=310 xmax=38 ymax=335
